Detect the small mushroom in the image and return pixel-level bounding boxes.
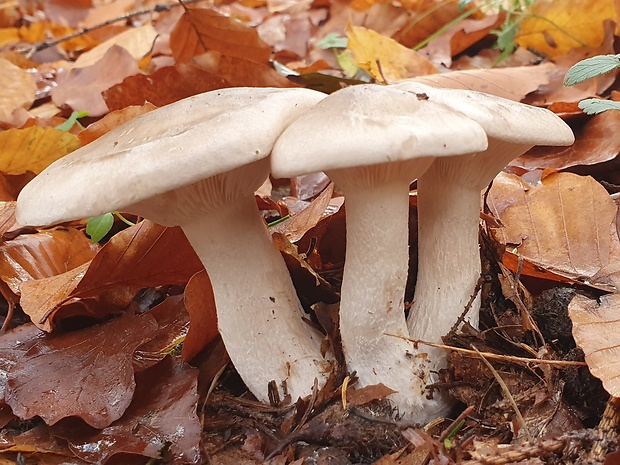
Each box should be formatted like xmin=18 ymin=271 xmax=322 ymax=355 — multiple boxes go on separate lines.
xmin=16 ymin=87 xmax=332 ymax=403
xmin=395 ymin=82 xmax=575 ymax=387
xmin=271 ymin=84 xmax=489 ymax=420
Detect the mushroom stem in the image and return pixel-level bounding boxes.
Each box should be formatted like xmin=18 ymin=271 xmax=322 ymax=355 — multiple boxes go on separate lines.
xmin=182 ymin=193 xmax=328 ymax=402
xmin=329 ymin=163 xmax=445 ymax=420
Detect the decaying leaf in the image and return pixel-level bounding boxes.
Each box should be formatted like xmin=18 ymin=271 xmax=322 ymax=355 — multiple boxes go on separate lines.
xmin=0 ymin=58 xmax=36 ymax=125
xmin=568 ymin=294 xmax=620 ymax=397
xmin=488 ymin=172 xmax=618 ymax=289
xmin=78 ymin=102 xmax=157 ymax=145
xmin=5 ymin=312 xmax=159 ymax=428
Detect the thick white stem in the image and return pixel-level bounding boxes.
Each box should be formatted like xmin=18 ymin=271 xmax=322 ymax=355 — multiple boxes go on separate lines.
xmin=330 ymin=161 xmax=448 ymax=421
xmin=182 ymin=196 xmax=329 ymax=402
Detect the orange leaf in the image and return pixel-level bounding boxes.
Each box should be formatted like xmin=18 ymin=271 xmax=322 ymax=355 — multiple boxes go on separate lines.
xmin=182 ymin=270 xmax=218 ymax=362
xmin=78 ymin=103 xmax=157 ymax=145
xmin=170 ymin=8 xmax=272 ymax=64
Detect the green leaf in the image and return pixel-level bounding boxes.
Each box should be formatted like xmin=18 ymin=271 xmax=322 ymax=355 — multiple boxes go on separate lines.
xmin=316 ymin=33 xmax=348 ymax=50
xmin=55 ymin=110 xmax=89 ymax=132
xmin=564 ymin=54 xmax=620 ymax=86
xmin=578 ymin=98 xmax=620 ymax=115
xmin=86 ymin=212 xmax=114 ymax=243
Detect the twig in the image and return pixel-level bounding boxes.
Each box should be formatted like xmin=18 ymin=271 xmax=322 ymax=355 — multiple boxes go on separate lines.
xmin=471 ymin=344 xmax=531 ymax=442
xmin=28 ymin=0 xmax=207 ymax=53
xmin=386 ymin=333 xmax=587 ymax=367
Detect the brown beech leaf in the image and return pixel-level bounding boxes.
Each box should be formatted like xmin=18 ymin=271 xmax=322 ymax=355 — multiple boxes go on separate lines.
xmin=193 ymin=53 xmax=294 ymax=88
xmin=346 ymin=383 xmax=397 ymax=406
xmin=170 ymin=8 xmax=271 ymax=64
xmin=134 ymin=295 xmax=190 ymax=371
xmin=57 ymin=356 xmax=200 ymax=464
xmin=104 ymin=63 xmax=229 ymax=110
xmin=0 ymin=228 xmax=98 ymax=295
xmin=488 ymin=172 xmax=618 ymax=289
xmin=5 ymin=312 xmax=159 ymax=428
xmin=78 ymin=102 xmax=157 ymax=146
xmin=0 ymin=127 xmax=80 ymax=175
xmin=75 ymin=220 xmax=203 ymax=295
xmin=270 ymin=183 xmax=334 ymax=243
xmin=513 ymin=111 xmax=620 ymax=171
xmin=182 ymin=270 xmax=218 ymax=363
xmin=52 ymin=44 xmax=140 ymax=116
xmin=401 ymin=63 xmax=555 ymax=101
xmin=568 ymin=294 xmax=620 ymax=397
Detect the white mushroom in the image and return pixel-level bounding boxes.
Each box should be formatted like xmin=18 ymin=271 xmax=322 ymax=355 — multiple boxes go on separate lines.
xmin=395 ymin=82 xmax=575 ymax=385
xmin=271 ymin=84 xmax=489 ymax=421
xmin=16 ymin=87 xmax=332 ymax=403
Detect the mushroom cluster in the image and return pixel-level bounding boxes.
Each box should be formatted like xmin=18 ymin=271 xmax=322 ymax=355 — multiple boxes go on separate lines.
xmin=16 ymin=83 xmax=575 ymax=424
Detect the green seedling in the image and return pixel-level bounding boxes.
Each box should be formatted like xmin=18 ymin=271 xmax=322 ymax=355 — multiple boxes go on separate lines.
xmin=443 ymin=419 xmax=465 ymax=449
xmin=564 ymin=54 xmax=620 ymax=114
xmin=86 ymin=211 xmax=135 ymax=243
xmin=55 ymin=110 xmax=88 ymax=132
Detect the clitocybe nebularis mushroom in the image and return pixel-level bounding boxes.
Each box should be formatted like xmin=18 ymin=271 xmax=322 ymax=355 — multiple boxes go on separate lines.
xmin=16 ymin=87 xmax=331 ymax=403
xmin=395 ymin=82 xmax=575 ymax=391
xmin=271 ymin=84 xmax=489 ymax=421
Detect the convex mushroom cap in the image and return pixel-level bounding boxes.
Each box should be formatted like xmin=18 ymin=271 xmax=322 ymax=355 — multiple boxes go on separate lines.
xmin=272 ymin=84 xmax=489 ymax=422
xmin=17 ymin=87 xmax=332 ymax=403
xmin=394 ymin=81 xmax=575 ymax=397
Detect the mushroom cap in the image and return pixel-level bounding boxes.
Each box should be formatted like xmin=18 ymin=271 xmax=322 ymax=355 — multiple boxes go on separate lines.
xmin=394 ymin=82 xmax=575 ymax=146
xmin=270 ymin=84 xmax=489 ymax=178
xmin=17 ymin=87 xmax=326 ymax=227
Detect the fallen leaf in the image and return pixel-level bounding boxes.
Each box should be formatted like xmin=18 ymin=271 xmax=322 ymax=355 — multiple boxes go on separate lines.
xmin=400 ymin=63 xmax=555 ymax=100
xmin=78 ymin=102 xmax=157 ymax=145
xmin=488 ymin=172 xmax=618 ymax=289
xmin=0 ymin=58 xmax=36 ymax=125
xmin=346 ymin=383 xmax=397 ymax=406
xmin=52 ymin=44 xmax=141 ymax=116
xmin=5 ymin=312 xmax=159 ymax=428
xmin=170 ymin=7 xmax=272 ymax=64
xmin=513 ymin=110 xmax=620 ymax=171
xmin=0 ymin=228 xmax=98 ymax=295
xmin=0 ymin=126 xmax=80 ymax=175
xmin=568 ymin=293 xmax=620 ymax=397
xmin=73 ymin=23 xmax=157 ymax=69
xmin=182 ymin=270 xmax=218 ymax=363
xmin=59 ymin=356 xmax=200 ymax=464
xmin=346 ymin=24 xmax=437 ymax=83
xmin=515 ymin=0 xmax=615 ymax=57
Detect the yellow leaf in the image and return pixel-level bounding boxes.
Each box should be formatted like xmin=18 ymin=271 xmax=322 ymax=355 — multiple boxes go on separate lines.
xmin=516 ymin=0 xmax=615 ymax=57
xmin=346 ymin=23 xmax=438 ymax=84
xmin=0 ymin=28 xmax=19 ymax=47
xmin=345 ymin=24 xmax=437 ymax=83
xmin=0 ymin=127 xmax=80 ymax=175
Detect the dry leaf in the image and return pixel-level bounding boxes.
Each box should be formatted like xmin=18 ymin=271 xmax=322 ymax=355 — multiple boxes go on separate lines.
xmin=400 ymin=63 xmax=555 ymax=101
xmin=78 ymin=103 xmax=157 ymax=145
xmin=52 ymin=44 xmax=140 ymax=116
xmin=488 ymin=172 xmax=617 ymax=288
xmin=516 ymin=0 xmax=615 ymax=57
xmin=73 ymin=23 xmax=157 ymax=68
xmin=346 ymin=24 xmax=437 ymax=83
xmin=568 ymin=294 xmax=620 ymax=397
xmin=170 ymin=7 xmax=272 ymax=64
xmin=0 ymin=58 xmax=36 ymax=125
xmin=0 ymin=127 xmax=80 ymax=175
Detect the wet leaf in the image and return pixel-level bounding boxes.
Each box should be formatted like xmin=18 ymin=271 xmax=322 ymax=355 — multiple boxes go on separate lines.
xmin=60 ymin=357 xmax=200 ymax=464
xmin=5 ymin=312 xmax=159 ymax=428
xmin=0 ymin=127 xmax=80 ymax=175
xmin=488 ymin=172 xmax=618 ymax=289
xmin=568 ymin=294 xmax=620 ymax=397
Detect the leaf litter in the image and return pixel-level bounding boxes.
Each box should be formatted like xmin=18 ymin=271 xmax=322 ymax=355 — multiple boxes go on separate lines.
xmin=1 ymin=0 xmax=620 ymax=463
